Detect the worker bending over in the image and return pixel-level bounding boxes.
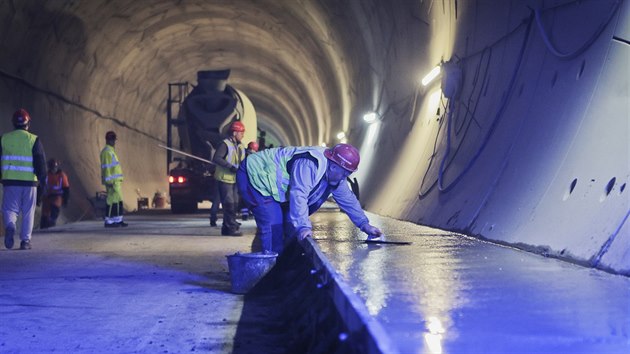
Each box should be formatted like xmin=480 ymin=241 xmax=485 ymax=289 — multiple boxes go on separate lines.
xmin=236 ymin=143 xmax=382 ymax=254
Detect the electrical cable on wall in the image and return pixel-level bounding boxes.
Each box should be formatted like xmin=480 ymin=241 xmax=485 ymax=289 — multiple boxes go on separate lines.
xmin=417 ymin=13 xmax=532 ymax=198
xmin=418 ymin=96 xmax=447 ymax=198
xmin=534 ymin=0 xmax=622 ymax=60
xmin=419 ymin=0 xmax=621 ymax=198
xmin=437 ymin=14 xmax=533 ymax=193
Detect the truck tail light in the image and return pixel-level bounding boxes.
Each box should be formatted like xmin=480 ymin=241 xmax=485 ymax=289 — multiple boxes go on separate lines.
xmin=169 ymin=176 xmax=187 ymax=184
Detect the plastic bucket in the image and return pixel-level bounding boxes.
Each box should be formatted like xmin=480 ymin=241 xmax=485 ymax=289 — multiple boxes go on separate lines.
xmin=226 ymin=252 xmax=278 ymax=294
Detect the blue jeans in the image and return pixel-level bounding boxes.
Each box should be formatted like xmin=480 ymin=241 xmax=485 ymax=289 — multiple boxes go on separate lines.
xmin=236 ymin=159 xmax=295 ymax=254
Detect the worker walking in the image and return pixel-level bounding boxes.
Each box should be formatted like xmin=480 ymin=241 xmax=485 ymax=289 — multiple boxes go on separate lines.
xmin=236 ymin=143 xmax=382 ymax=254
xmin=100 ymin=131 xmax=128 ymax=227
xmin=212 ymin=121 xmax=246 ymax=236
xmin=1 ymin=108 xmax=47 ymax=250
xmin=39 ymin=158 xmax=70 ymax=229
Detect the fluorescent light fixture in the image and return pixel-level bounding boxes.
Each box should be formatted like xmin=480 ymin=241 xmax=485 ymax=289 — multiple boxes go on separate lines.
xmin=421 ymin=65 xmax=441 ymax=86
xmin=363 ymin=112 xmax=377 ymax=124
xmin=336 ymin=131 xmax=346 ymax=140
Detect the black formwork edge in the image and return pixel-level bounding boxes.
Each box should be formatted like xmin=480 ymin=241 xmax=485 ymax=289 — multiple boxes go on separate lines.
xmin=302 ymin=238 xmax=399 ymax=354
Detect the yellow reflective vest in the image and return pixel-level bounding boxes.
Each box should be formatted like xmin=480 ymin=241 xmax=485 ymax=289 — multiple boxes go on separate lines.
xmin=246 ymin=147 xmax=327 ymax=203
xmin=100 ymin=144 xmax=123 ymax=185
xmin=1 ymin=130 xmax=38 ymax=182
xmin=214 ymin=138 xmax=245 ymax=184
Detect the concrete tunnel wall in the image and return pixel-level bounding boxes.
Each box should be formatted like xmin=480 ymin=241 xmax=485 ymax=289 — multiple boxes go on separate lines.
xmin=0 ymin=0 xmax=628 ymax=274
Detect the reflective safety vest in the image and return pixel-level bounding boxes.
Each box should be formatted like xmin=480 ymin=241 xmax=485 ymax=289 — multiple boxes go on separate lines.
xmin=1 ymin=130 xmax=38 ymax=182
xmin=214 ymin=138 xmax=245 ymax=184
xmin=246 ymin=146 xmax=327 ymax=203
xmin=100 ymin=144 xmax=123 ymax=185
xmin=46 ymin=171 xmax=69 ymax=195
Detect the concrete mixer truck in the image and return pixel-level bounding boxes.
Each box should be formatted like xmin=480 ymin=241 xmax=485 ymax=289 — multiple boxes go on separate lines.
xmin=165 ymin=70 xmax=257 ymax=213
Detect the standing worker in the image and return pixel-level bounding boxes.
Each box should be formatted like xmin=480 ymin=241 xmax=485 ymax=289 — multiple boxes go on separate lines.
xmin=39 ymin=158 xmax=70 ymax=228
xmin=236 ymin=143 xmax=382 ymax=254
xmin=1 ymin=108 xmax=47 ymax=250
xmin=209 ymin=181 xmax=220 ymax=227
xmin=213 ymin=121 xmax=246 ymax=236
xmin=100 ymin=131 xmax=128 ymax=227
xmin=240 ymin=141 xmax=259 ymax=220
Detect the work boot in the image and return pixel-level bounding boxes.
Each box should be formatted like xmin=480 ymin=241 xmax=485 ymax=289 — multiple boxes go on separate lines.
xmin=4 ymin=227 xmax=14 ymax=249
xmin=221 ymin=228 xmax=242 ymax=237
xmin=20 ymin=240 xmax=31 ymax=250
xmin=117 ymin=221 xmax=129 ymax=227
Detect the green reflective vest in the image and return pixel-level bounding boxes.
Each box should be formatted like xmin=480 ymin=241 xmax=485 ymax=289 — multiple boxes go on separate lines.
xmin=214 ymin=138 xmax=245 ymax=184
xmin=1 ymin=130 xmax=38 ymax=182
xmin=100 ymin=144 xmax=123 ymax=185
xmin=246 ymin=146 xmax=327 ymax=203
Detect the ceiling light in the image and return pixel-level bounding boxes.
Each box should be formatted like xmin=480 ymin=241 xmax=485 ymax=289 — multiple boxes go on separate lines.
xmin=363 ymin=112 xmax=378 ymax=124
xmin=421 ymin=65 xmax=441 ymax=86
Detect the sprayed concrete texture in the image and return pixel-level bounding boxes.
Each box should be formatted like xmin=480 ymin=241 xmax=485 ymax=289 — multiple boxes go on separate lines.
xmin=311 ymin=210 xmax=630 ymax=354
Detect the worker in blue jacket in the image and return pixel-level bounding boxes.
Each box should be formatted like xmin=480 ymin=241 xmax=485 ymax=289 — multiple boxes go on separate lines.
xmin=236 ymin=143 xmax=382 ymax=254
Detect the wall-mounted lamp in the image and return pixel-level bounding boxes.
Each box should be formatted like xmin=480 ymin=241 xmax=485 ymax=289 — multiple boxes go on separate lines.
xmin=363 ymin=112 xmax=378 ymax=124
xmin=421 ymin=65 xmax=441 ymax=86
xmin=336 ymin=131 xmax=346 ymax=140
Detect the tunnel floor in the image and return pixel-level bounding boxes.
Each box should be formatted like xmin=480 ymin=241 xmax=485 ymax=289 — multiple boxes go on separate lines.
xmin=0 ymin=207 xmax=628 ymax=353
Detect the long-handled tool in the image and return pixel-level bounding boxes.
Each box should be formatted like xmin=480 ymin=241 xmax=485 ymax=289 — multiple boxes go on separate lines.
xmin=364 ymin=239 xmax=412 ymax=245
xmin=158 ymin=144 xmax=215 ymax=165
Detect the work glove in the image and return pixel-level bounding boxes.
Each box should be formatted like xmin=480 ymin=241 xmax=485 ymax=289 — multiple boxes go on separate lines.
xmin=297 ymin=228 xmax=313 ymax=241
xmin=361 ymin=224 xmax=382 ymax=240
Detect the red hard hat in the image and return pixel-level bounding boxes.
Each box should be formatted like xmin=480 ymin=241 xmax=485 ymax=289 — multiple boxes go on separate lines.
xmin=324 ymin=143 xmax=360 ymax=172
xmin=105 ymin=131 xmax=117 ymax=141
xmin=230 ymin=121 xmax=245 ymax=132
xmin=247 ymin=141 xmax=259 ymax=152
xmin=12 ymin=108 xmax=31 ymax=127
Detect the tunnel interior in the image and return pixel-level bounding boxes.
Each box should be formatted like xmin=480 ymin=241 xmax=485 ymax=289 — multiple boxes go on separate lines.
xmin=0 ymin=0 xmax=628 ymax=274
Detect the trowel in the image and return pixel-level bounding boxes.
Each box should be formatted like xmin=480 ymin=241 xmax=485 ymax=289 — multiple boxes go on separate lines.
xmin=364 ymin=237 xmax=412 ymax=245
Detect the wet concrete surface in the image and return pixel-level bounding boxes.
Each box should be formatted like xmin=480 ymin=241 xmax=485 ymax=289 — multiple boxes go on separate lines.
xmin=311 ymin=208 xmax=630 ymax=354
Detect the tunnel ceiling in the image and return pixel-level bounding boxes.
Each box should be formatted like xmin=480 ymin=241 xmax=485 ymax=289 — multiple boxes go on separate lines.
xmin=0 ymin=0 xmax=403 ymax=146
